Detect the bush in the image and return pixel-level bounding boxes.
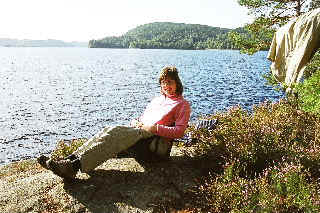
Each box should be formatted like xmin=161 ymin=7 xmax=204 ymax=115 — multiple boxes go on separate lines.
xmin=295 ymin=50 xmax=320 ymax=115
xmin=296 ymin=69 xmax=320 ymax=114
xmin=50 ymin=138 xmax=86 ymax=160
xmin=180 ymin=100 xmax=320 ymax=212
xmin=192 ymin=101 xmax=320 ymax=177
xmin=190 ymin=161 xmax=320 ymax=212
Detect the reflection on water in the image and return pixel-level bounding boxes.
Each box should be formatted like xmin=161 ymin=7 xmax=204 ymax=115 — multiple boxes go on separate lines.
xmin=0 ymin=47 xmax=283 ymax=165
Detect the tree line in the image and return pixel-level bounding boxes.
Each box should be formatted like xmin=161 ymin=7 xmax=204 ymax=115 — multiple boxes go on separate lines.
xmin=88 ymin=22 xmax=247 ymax=50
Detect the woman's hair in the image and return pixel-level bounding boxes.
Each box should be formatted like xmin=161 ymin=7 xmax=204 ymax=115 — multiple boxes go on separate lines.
xmin=159 ymin=66 xmax=184 ymax=95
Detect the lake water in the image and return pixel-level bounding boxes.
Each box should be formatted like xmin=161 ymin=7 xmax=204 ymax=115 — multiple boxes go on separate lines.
xmin=0 ymin=47 xmax=283 ymax=165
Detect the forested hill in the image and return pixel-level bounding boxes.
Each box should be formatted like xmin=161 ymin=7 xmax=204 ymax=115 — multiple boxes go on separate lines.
xmin=89 ymin=22 xmax=243 ymax=50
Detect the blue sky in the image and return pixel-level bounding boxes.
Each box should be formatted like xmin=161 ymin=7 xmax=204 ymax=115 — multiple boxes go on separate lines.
xmin=0 ymin=0 xmax=252 ymax=42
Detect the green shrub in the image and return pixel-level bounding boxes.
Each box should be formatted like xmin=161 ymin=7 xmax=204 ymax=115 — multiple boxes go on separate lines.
xmin=295 ymin=50 xmax=320 ymax=115
xmin=50 ymin=138 xmax=86 ymax=160
xmin=296 ymin=69 xmax=320 ymax=114
xmin=180 ymin=100 xmax=320 ymax=212
xmin=190 ymin=161 xmax=320 ymax=212
xmin=192 ymin=100 xmax=320 ymax=177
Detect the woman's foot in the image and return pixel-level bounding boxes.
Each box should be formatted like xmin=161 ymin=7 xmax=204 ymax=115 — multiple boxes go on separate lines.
xmin=37 ymin=155 xmax=77 ymax=180
xmin=37 ymin=155 xmax=50 ymax=170
xmin=46 ymin=159 xmax=78 ymax=180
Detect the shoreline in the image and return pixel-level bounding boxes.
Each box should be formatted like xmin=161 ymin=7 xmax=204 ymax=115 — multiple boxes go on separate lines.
xmin=0 ymin=145 xmax=197 ymax=213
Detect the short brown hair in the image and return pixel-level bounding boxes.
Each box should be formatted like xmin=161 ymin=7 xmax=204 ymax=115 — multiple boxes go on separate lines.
xmin=159 ymin=66 xmax=183 ymax=95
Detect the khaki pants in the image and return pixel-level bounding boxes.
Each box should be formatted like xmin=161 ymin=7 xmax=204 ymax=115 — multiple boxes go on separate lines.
xmin=73 ymin=126 xmax=171 ymax=173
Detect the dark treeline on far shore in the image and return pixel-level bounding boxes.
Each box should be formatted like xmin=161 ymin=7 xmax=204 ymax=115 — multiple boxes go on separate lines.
xmin=88 ymin=22 xmax=255 ymax=50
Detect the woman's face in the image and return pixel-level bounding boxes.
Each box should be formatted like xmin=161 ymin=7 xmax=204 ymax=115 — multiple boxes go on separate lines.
xmin=160 ymin=77 xmax=177 ymax=97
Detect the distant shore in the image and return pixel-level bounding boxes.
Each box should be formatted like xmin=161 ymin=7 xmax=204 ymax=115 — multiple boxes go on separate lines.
xmin=0 ymin=38 xmax=88 ymax=47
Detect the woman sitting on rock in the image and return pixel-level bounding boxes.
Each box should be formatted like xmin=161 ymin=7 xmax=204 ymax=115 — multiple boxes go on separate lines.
xmin=38 ymin=66 xmax=191 ymax=181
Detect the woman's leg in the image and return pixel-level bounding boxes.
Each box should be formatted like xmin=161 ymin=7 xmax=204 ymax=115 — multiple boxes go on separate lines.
xmin=38 ymin=125 xmax=154 ymax=179
xmin=72 ymin=125 xmax=153 ymax=173
xmin=118 ymin=136 xmax=173 ymax=164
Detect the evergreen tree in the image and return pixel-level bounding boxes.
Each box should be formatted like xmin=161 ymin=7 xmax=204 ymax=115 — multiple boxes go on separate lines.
xmin=229 ymin=0 xmax=310 ymax=54
xmin=232 ymin=0 xmax=320 ymax=114
xmin=311 ymin=0 xmax=320 ymax=9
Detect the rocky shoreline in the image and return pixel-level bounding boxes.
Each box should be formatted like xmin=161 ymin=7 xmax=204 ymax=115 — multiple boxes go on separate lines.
xmin=0 ymin=146 xmax=199 ymax=213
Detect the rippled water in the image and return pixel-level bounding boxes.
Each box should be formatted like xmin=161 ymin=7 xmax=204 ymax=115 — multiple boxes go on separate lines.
xmin=0 ymin=47 xmax=283 ymax=165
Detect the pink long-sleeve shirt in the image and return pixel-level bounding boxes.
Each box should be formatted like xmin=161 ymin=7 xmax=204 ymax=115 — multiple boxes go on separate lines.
xmin=139 ymin=94 xmax=191 ymax=139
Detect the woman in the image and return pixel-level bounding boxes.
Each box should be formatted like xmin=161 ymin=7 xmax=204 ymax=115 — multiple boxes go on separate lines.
xmin=38 ymin=66 xmax=191 ymax=180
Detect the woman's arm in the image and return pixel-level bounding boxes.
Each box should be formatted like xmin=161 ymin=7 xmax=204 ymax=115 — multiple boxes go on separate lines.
xmin=156 ymin=101 xmax=191 ymax=139
xmin=140 ymin=123 xmax=157 ymax=133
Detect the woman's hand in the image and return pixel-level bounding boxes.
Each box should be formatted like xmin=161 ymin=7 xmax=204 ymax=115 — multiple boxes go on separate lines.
xmin=130 ymin=119 xmax=143 ymax=128
xmin=141 ymin=124 xmax=157 ymax=133
xmin=131 ymin=119 xmax=157 ymax=133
